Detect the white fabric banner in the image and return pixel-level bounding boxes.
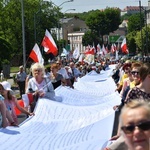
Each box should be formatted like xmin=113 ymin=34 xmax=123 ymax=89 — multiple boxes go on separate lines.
xmin=0 ymin=64 xmax=121 ymax=150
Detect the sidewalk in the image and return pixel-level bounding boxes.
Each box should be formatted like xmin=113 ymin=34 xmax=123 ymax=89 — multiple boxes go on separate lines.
xmin=7 ymin=73 xmax=20 ymax=96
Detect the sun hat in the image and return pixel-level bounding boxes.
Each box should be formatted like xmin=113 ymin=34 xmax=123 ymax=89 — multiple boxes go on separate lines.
xmin=0 ymin=81 xmax=12 ymax=91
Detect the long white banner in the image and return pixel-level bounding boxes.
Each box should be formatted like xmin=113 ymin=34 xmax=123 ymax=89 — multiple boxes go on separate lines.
xmin=0 ymin=64 xmax=121 ymax=150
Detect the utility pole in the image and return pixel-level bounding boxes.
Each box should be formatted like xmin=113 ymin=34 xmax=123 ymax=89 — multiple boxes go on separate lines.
xmin=139 ymin=0 xmax=144 ymax=55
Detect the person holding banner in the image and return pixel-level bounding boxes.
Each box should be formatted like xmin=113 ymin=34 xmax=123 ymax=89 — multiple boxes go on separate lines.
xmin=0 ymin=81 xmax=34 ymax=125
xmin=26 ymin=63 xmax=55 ymax=100
xmin=49 ymin=63 xmax=66 ymax=89
xmin=0 ymin=96 xmax=17 ymax=128
xmin=106 ymin=62 xmax=150 ymax=150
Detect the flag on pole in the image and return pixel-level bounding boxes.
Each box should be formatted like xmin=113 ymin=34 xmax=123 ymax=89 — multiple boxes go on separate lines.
xmin=73 ymin=47 xmax=80 ymax=59
xmin=78 ymin=54 xmax=84 ymax=63
xmin=84 ymin=46 xmax=95 ymax=64
xmin=97 ymin=44 xmax=101 ymax=55
xmin=115 ymin=50 xmax=119 ymax=60
xmin=61 ymin=48 xmax=68 ymax=57
xmin=22 ymin=93 xmax=34 ymax=107
xmin=85 ymin=46 xmax=95 ymax=55
xmin=111 ymin=44 xmax=115 ymax=53
xmin=121 ymin=38 xmax=128 ymax=54
xmin=41 ymin=29 xmax=58 ymax=56
xmin=102 ymin=44 xmax=107 ymax=56
xmin=29 ymin=43 xmax=44 ymax=64
xmin=84 ymin=54 xmax=94 ymax=64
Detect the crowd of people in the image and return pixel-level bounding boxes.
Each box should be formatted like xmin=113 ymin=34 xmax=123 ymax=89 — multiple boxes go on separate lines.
xmin=0 ymin=56 xmax=150 ymax=150
xmin=105 ymin=60 xmax=150 ymax=150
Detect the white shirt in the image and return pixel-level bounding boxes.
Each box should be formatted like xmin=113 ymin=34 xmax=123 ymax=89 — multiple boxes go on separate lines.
xmin=58 ymin=68 xmax=69 ymax=79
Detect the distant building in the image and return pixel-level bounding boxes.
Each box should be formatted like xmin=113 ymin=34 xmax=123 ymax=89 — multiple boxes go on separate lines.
xmin=121 ymin=6 xmax=142 ymax=16
xmin=68 ymin=31 xmax=86 ymax=52
xmin=51 ymin=17 xmax=88 ymax=53
xmin=147 ymin=0 xmax=150 ymax=24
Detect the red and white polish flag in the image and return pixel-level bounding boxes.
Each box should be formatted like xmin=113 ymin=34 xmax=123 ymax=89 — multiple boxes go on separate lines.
xmin=22 ymin=93 xmax=34 ymax=107
xmin=41 ymin=29 xmax=58 ymax=56
xmin=121 ymin=38 xmax=129 ymax=54
xmin=29 ymin=43 xmax=44 ymax=64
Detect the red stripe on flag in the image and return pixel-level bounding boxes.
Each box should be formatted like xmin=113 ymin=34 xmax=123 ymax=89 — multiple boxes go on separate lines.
xmin=29 ymin=50 xmax=39 ymax=62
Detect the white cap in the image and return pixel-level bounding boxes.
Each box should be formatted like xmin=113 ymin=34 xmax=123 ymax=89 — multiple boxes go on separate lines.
xmin=0 ymin=81 xmax=12 ymax=91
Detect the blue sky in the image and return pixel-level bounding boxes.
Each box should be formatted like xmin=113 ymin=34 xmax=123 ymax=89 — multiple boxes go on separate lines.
xmin=51 ymin=0 xmax=148 ymax=13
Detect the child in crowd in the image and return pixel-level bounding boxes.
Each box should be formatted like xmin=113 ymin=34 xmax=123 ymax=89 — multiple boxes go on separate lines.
xmin=0 ymin=81 xmax=34 ymax=125
xmin=0 ymin=94 xmax=18 ymax=127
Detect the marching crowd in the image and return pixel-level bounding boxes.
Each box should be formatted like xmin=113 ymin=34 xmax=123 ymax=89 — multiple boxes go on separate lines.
xmin=0 ymin=56 xmax=150 ymax=150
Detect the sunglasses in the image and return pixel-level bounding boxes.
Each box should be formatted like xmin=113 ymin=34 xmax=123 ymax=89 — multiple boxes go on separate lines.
xmin=131 ymin=71 xmax=139 ymax=75
xmin=121 ymin=121 xmax=150 ymax=135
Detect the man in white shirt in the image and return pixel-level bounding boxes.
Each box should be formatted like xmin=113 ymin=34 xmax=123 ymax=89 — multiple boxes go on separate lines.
xmin=16 ymin=66 xmax=27 ymax=98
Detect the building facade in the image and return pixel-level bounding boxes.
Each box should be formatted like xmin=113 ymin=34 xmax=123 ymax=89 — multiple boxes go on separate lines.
xmin=68 ymin=31 xmax=86 ymax=53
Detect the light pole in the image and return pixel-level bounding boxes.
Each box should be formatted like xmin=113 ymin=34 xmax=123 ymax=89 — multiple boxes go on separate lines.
xmin=64 ymin=8 xmax=75 ymax=13
xmin=139 ymin=0 xmax=144 ymax=55
xmin=51 ymin=0 xmax=74 ymax=7
xmin=51 ymin=0 xmax=74 ymax=55
xmin=21 ymin=0 xmax=26 ymax=69
xmin=62 ymin=9 xmax=75 ymax=48
xmin=34 ymin=9 xmax=41 ymax=43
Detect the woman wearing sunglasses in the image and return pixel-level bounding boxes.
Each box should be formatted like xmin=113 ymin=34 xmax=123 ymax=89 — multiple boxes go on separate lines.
xmin=120 ymin=100 xmax=150 ymax=150
xmin=106 ymin=62 xmax=144 ymax=149
xmin=125 ymin=62 xmax=150 ymax=102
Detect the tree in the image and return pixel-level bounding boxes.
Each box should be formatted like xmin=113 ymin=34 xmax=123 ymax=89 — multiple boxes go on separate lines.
xmin=82 ymin=30 xmax=100 ymax=46
xmin=126 ymin=31 xmax=137 ymax=54
xmin=85 ymin=8 xmax=121 ymax=43
xmin=0 ymin=37 xmax=12 ymax=70
xmin=127 ymin=13 xmax=144 ymax=33
xmin=0 ymin=0 xmax=61 ymax=65
xmin=135 ymin=25 xmax=150 ymax=54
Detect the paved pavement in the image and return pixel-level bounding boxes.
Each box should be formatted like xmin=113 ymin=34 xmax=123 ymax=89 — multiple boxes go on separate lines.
xmin=7 ymin=73 xmax=20 ymax=95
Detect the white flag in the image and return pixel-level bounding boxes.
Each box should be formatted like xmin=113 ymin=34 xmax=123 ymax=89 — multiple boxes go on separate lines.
xmin=73 ymin=47 xmax=80 ymax=59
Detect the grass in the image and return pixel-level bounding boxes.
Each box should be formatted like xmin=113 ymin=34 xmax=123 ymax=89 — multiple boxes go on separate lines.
xmin=10 ymin=67 xmax=19 ymax=73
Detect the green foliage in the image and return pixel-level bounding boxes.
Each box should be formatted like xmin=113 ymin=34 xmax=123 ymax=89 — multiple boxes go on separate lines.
xmin=126 ymin=31 xmax=137 ymax=53
xmin=85 ymin=8 xmax=121 ymax=45
xmin=121 ymin=13 xmax=132 ymax=21
xmin=0 ymin=0 xmax=61 ymax=65
xmin=82 ymin=30 xmax=100 ymax=46
xmin=64 ymin=11 xmax=92 ymax=21
xmin=135 ymin=25 xmax=150 ymax=54
xmin=127 ymin=13 xmax=144 ymax=33
xmin=0 ymin=37 xmax=12 ymax=70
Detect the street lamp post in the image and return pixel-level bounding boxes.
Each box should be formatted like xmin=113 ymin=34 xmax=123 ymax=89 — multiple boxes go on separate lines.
xmin=139 ymin=0 xmax=143 ymax=55
xmin=64 ymin=8 xmax=76 ymax=13
xmin=34 ymin=10 xmax=41 ymax=43
xmin=51 ymin=0 xmax=74 ymax=55
xmin=21 ymin=0 xmax=26 ymax=69
xmin=62 ymin=9 xmax=76 ymax=40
